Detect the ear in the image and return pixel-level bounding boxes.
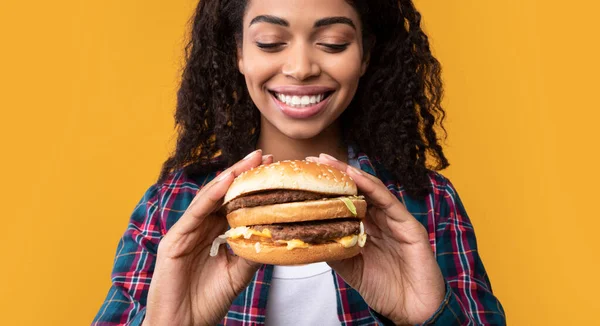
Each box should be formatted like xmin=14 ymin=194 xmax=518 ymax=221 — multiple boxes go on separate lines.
xmin=237 ymin=44 xmax=244 ymax=75
xmin=360 ymin=36 xmax=375 ymax=76
xmin=360 ymin=53 xmax=370 ymax=76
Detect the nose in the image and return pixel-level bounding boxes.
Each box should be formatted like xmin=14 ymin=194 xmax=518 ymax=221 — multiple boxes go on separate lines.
xmin=282 ymin=43 xmax=321 ymax=81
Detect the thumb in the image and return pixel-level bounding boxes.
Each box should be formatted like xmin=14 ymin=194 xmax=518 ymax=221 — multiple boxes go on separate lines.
xmin=228 ymin=255 xmax=262 ymax=292
xmin=327 ymin=254 xmax=364 ymax=290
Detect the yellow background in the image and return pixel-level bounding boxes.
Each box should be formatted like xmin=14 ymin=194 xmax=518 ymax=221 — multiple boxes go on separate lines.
xmin=1 ymin=0 xmax=598 ymax=324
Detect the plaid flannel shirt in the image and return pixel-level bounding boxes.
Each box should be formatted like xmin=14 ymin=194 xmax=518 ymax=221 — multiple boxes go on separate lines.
xmin=93 ymin=152 xmax=506 ymax=325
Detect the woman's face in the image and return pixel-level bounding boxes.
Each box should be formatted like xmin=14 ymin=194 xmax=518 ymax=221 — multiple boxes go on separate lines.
xmin=238 ymin=0 xmax=368 ymax=140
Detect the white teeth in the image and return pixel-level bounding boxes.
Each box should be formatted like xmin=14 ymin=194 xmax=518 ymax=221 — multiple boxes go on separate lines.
xmin=274 ymin=92 xmax=328 ymax=107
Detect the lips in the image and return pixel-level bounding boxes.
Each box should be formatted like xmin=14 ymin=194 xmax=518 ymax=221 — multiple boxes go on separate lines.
xmin=270 ymin=91 xmax=332 ymax=119
xmin=272 ymin=92 xmax=330 ymax=107
xmin=268 ymin=86 xmax=334 ymax=119
xmin=269 ymin=85 xmax=334 ymax=95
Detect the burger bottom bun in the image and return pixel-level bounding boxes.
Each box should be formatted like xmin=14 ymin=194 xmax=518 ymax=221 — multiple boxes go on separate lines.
xmin=227 ymin=238 xmax=362 ymax=265
xmin=226 ymin=197 xmax=367 ymax=228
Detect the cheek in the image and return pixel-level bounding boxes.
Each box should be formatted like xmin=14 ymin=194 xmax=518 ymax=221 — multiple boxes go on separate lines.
xmin=242 ymin=51 xmax=279 ymax=88
xmin=321 ymin=52 xmax=364 ymax=90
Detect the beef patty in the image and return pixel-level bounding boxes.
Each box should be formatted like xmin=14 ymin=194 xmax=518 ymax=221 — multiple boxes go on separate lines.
xmin=223 ymin=190 xmax=333 ymax=214
xmin=253 ymin=219 xmax=360 ymax=243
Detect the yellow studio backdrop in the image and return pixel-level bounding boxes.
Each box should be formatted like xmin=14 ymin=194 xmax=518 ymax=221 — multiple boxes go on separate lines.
xmin=0 ymin=0 xmax=598 ymax=324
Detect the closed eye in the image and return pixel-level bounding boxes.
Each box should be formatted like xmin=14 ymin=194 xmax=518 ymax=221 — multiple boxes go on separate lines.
xmin=255 ymin=42 xmax=286 ymax=50
xmin=318 ymin=43 xmax=350 ymax=52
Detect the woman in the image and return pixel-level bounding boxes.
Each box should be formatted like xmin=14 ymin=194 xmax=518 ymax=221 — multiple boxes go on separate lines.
xmin=93 ymin=0 xmax=505 ymax=325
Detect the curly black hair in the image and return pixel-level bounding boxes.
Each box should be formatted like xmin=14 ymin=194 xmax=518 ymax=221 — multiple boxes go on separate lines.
xmin=159 ymin=0 xmax=449 ymax=198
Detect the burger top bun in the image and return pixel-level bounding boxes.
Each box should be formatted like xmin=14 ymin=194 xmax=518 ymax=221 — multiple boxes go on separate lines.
xmin=223 ymin=160 xmax=357 ymax=204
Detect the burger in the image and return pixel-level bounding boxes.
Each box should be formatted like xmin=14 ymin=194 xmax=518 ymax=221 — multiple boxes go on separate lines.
xmin=210 ymin=160 xmax=367 ymax=265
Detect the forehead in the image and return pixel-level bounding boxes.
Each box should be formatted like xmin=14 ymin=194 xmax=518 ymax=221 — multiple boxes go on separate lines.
xmin=244 ymin=0 xmax=360 ymax=26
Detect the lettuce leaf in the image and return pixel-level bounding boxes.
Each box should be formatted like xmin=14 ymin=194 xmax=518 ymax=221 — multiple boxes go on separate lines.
xmin=340 ymin=197 xmax=357 ymax=216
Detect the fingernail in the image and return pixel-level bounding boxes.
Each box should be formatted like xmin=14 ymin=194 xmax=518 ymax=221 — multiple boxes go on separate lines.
xmin=348 ymin=166 xmax=363 ymax=176
xmin=216 ymin=171 xmax=231 ymax=181
xmin=262 ymin=154 xmax=273 ymax=162
xmin=243 ymin=149 xmax=262 ymax=160
xmin=305 ymin=156 xmax=319 ymax=162
xmin=320 ymin=153 xmax=338 ymax=161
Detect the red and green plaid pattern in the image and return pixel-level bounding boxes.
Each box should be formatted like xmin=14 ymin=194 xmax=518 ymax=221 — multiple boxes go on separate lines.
xmin=93 ymin=152 xmax=505 ymax=325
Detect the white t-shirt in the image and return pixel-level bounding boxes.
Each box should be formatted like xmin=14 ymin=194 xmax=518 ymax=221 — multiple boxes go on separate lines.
xmin=264 ymin=262 xmax=341 ymax=325
xmin=265 ymin=153 xmax=361 ymax=326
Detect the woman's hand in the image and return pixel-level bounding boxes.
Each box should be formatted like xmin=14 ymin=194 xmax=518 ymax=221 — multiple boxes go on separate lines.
xmin=143 ymin=150 xmax=272 ymax=326
xmin=307 ymin=154 xmax=446 ymax=325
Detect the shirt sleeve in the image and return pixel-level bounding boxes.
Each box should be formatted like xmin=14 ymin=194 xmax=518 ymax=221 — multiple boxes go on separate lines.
xmin=420 ymin=179 xmax=506 ymax=325
xmin=369 ymin=178 xmax=506 ymax=326
xmin=92 ymin=185 xmax=162 ymax=326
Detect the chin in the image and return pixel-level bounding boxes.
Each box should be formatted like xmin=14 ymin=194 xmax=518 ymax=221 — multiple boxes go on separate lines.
xmin=279 ymin=125 xmax=325 ymax=140
xmin=261 ymin=113 xmax=330 ymax=140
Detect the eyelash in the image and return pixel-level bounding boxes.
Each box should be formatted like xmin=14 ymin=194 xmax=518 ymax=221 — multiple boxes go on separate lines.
xmin=319 ymin=43 xmax=349 ymax=51
xmin=255 ymin=42 xmax=349 ymax=52
xmin=255 ymin=42 xmax=285 ymax=49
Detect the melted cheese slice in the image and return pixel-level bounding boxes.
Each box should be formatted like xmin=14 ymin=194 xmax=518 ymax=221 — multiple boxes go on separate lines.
xmin=335 ymin=235 xmax=358 ymax=248
xmin=224 ymin=226 xmax=272 ymax=239
xmin=277 ymin=239 xmax=311 ymax=250
xmin=213 ymin=223 xmax=367 ymax=254
xmin=252 ymin=228 xmax=272 ymax=238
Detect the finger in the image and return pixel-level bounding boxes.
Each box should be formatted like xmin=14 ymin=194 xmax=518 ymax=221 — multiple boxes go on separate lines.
xmin=225 ymin=254 xmax=263 ymax=295
xmin=262 ymin=154 xmax=274 ymax=165
xmin=200 ymin=212 xmax=230 ymax=244
xmin=345 ymin=166 xmax=413 ymax=223
xmin=326 ymin=254 xmax=364 ymax=291
xmin=191 ymin=176 xmax=219 ymax=206
xmin=229 ymin=149 xmax=266 ymax=176
xmin=316 ymin=154 xmax=390 ymax=189
xmin=175 ymin=149 xmax=266 ymax=234
xmin=315 ymin=154 xmax=387 ymax=191
xmin=315 ymin=153 xmax=413 ymax=224
xmin=171 ymin=171 xmax=235 ymax=235
xmin=206 ymin=153 xmax=271 ymax=214
xmin=316 ymin=153 xmax=349 ymax=172
xmin=216 ymin=149 xmax=265 ymax=184
xmin=192 ymin=149 xmax=264 ymax=205
xmin=363 ymin=208 xmax=385 ymax=239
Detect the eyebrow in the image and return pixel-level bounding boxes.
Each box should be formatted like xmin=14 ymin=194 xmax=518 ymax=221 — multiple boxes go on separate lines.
xmin=314 ymin=16 xmax=356 ymax=30
xmin=249 ymin=15 xmax=356 ymax=30
xmin=249 ymin=15 xmax=289 ymax=27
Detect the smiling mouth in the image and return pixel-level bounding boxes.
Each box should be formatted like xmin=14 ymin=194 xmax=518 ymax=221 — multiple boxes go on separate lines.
xmin=269 ymin=91 xmax=333 ymax=108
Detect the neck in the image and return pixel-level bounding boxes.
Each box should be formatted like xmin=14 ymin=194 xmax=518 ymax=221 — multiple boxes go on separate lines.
xmin=256 ymin=117 xmax=348 ymax=163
